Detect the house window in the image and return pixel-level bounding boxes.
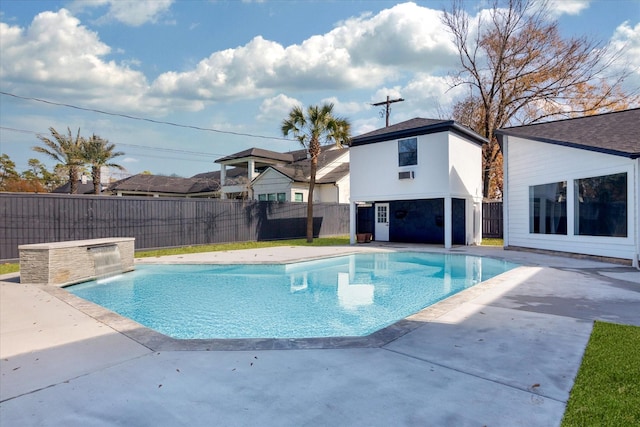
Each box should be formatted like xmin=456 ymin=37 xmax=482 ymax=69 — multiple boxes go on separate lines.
xmin=267 ymin=193 xmax=277 ymax=201
xmin=574 ymin=172 xmax=627 ymax=237
xmin=294 ymin=192 xmax=303 ymax=202
xmin=398 ymin=138 xmax=417 ymax=166
xmin=529 ymin=182 xmax=567 ymax=234
xmin=258 ymin=194 xmax=266 ymax=201
xmin=277 ymin=193 xmax=286 ymax=202
xmin=377 ymin=204 xmax=388 ymax=224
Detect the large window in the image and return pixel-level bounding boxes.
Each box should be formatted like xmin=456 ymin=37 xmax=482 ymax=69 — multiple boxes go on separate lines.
xmin=398 ymin=138 xmax=417 ymax=166
xmin=574 ymin=173 xmax=627 ymax=237
xmin=529 ymin=182 xmax=567 ymax=234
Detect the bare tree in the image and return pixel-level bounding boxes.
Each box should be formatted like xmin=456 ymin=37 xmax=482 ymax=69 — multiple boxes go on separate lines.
xmin=443 ymin=0 xmax=637 ymax=198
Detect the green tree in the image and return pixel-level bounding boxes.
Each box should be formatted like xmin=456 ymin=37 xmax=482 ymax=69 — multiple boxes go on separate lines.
xmin=33 ymin=127 xmax=84 ymax=194
xmin=281 ymin=103 xmax=351 ymax=242
xmin=0 ymin=153 xmax=20 ymax=190
xmin=82 ymin=134 xmax=125 ymax=194
xmin=23 ymin=158 xmax=64 ymax=192
xmin=443 ymin=0 xmax=637 ymax=198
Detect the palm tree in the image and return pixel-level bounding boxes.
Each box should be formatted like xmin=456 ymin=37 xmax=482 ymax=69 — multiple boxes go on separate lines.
xmin=82 ymin=134 xmax=125 ymax=194
xmin=281 ymin=103 xmax=351 ymax=242
xmin=33 ymin=127 xmax=84 ymax=194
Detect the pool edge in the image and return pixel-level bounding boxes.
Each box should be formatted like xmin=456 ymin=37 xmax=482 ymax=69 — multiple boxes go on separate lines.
xmin=36 ymin=262 xmax=527 ymax=352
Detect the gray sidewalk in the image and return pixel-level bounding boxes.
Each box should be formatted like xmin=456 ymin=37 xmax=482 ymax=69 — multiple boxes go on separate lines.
xmin=1 ymin=245 xmax=639 ymax=426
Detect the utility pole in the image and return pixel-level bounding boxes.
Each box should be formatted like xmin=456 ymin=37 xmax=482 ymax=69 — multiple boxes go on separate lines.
xmin=372 ymin=96 xmax=405 ymax=127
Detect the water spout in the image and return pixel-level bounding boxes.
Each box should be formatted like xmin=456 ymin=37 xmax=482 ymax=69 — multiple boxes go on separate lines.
xmin=89 ymin=245 xmax=123 ymax=280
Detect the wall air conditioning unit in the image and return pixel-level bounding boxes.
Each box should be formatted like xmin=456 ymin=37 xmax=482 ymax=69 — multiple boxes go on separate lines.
xmin=398 ymin=171 xmax=415 ymax=180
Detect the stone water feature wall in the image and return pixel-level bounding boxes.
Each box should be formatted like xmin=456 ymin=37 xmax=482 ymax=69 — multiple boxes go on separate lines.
xmin=19 ymin=238 xmax=135 ymax=286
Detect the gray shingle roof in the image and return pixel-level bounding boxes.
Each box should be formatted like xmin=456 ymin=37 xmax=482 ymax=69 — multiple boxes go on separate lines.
xmin=108 ymin=174 xmax=219 ymax=194
xmin=52 ymin=180 xmax=98 ymax=194
xmin=350 ymin=118 xmax=487 ymax=146
xmin=495 ymin=108 xmax=640 ymax=158
xmin=255 ymin=147 xmax=349 ymax=184
xmin=215 ymin=148 xmax=294 ymax=163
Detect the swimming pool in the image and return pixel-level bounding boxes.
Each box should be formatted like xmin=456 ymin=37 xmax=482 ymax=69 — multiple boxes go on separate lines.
xmin=68 ymin=252 xmax=517 ymax=339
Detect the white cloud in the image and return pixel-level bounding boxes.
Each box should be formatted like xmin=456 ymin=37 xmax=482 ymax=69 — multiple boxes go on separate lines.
xmin=608 ymin=21 xmax=640 ymax=97
xmin=257 ymin=94 xmax=301 ymax=122
xmin=334 ymin=2 xmax=458 ymax=71
xmin=320 ymin=97 xmax=367 ymax=115
xmin=0 ymin=9 xmax=164 ymax=113
xmin=152 ymin=2 xmax=458 ymax=102
xmin=72 ymin=0 xmax=174 ymax=26
xmin=122 ymin=157 xmax=140 ymax=163
xmin=546 ymin=0 xmax=591 ymax=17
xmin=0 ymin=3 xmax=463 ymax=117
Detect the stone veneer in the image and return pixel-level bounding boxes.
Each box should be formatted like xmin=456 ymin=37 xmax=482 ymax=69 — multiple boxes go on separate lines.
xmin=19 ymin=238 xmax=135 ymax=286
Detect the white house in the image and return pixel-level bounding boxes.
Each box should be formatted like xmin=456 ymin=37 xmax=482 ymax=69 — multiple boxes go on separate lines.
xmin=349 ymin=118 xmax=486 ymax=247
xmin=216 ymin=146 xmax=350 ymax=203
xmin=496 ymin=108 xmax=640 ymax=267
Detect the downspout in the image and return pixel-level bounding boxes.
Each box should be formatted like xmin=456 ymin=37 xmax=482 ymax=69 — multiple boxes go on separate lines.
xmin=634 ymin=158 xmax=639 ymax=269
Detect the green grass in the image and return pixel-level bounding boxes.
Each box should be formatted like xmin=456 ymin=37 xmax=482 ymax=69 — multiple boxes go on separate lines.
xmin=481 ymin=238 xmax=503 ymax=246
xmin=0 ymin=236 xmax=501 ymax=271
xmin=134 ymin=236 xmax=351 ymax=258
xmin=0 ymin=237 xmax=351 ymax=271
xmin=0 ymin=263 xmax=20 ymax=275
xmin=562 ymin=321 xmax=640 ymax=426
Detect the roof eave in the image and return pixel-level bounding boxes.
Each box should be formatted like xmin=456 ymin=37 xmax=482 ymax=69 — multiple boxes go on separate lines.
xmin=351 ymin=121 xmax=486 ymax=146
xmin=497 ymin=131 xmax=639 ymax=159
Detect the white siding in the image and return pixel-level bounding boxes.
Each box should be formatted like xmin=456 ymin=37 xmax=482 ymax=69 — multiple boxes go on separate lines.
xmin=251 ymin=169 xmax=292 ymax=200
xmin=504 ymin=136 xmax=637 ymax=261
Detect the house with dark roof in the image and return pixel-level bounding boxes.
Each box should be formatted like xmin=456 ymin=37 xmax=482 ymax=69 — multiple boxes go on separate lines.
xmin=108 ymin=174 xmax=219 ymax=198
xmin=496 ymin=108 xmax=639 ymax=266
xmin=52 ymin=177 xmax=98 ymax=195
xmin=349 ymin=118 xmax=486 ymax=247
xmin=215 ymin=145 xmax=350 ymax=203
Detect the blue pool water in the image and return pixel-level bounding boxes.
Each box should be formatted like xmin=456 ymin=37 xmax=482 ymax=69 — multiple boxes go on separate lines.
xmin=68 ymin=252 xmax=518 ymax=339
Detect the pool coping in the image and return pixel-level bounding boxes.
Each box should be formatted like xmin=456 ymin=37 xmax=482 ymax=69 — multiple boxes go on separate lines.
xmin=34 ymin=247 xmax=527 ymax=351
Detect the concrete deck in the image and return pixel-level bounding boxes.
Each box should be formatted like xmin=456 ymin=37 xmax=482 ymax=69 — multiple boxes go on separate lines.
xmin=1 ymin=244 xmax=639 ymax=426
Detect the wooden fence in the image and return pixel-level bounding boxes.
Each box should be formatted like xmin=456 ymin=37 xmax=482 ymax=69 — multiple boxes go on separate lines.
xmin=482 ymin=201 xmax=503 ymax=238
xmin=0 ymin=193 xmax=350 ymax=261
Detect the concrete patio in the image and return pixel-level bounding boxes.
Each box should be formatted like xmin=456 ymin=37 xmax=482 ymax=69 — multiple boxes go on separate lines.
xmin=1 ymin=244 xmax=639 ymax=426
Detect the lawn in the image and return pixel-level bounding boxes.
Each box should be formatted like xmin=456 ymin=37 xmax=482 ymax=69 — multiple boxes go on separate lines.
xmin=134 ymin=236 xmax=351 ymax=258
xmin=3 ymin=237 xmax=500 ymax=273
xmin=0 ymin=237 xmax=351 ymax=273
xmin=480 ymin=238 xmax=503 ymax=246
xmin=561 ymin=321 xmax=640 ymax=426
xmin=0 ymin=262 xmax=20 ymax=275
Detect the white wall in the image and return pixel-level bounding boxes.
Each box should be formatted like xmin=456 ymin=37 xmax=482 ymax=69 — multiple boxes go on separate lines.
xmin=504 ymin=136 xmax=637 ymax=262
xmin=251 ymin=169 xmax=292 ymax=200
xmin=350 ymin=132 xmax=453 ymax=202
xmin=448 ymin=133 xmax=483 ymax=199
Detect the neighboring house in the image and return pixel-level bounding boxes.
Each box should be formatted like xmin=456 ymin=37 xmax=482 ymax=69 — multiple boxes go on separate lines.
xmin=496 ymin=108 xmax=639 ymax=267
xmin=215 ymin=145 xmax=350 ymax=203
xmin=349 ymin=118 xmax=486 ymax=247
xmin=52 ymin=175 xmax=100 ymax=195
xmin=108 ymin=174 xmax=219 ymax=198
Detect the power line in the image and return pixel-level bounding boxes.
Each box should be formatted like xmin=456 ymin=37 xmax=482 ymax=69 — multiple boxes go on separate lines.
xmin=0 ymin=91 xmax=290 ymax=142
xmin=0 ymin=126 xmax=223 ymax=158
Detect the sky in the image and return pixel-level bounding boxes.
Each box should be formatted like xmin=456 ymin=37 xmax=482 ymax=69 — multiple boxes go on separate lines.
xmin=1 ymin=0 xmax=639 ymax=179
